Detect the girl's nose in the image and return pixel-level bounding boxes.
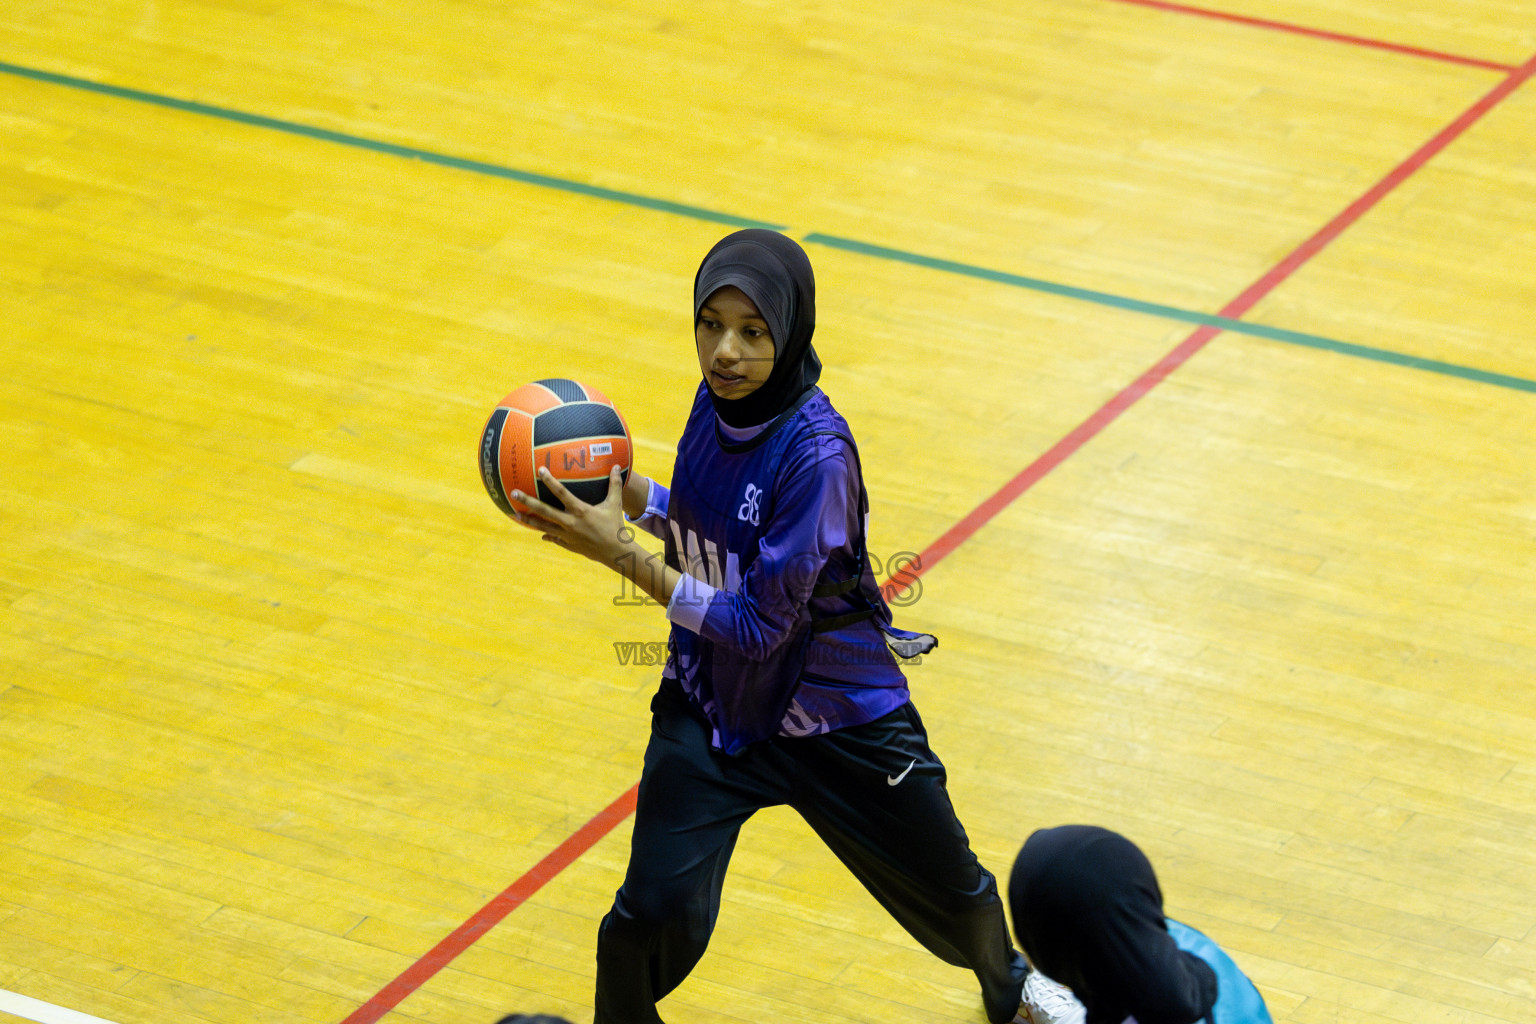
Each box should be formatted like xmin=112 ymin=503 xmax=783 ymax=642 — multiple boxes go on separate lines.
xmin=715 ymin=330 xmax=743 ymax=362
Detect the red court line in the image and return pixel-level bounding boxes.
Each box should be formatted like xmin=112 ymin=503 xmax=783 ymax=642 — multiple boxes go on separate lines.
xmin=882 ymin=49 xmax=1536 ymax=602
xmin=345 ymin=49 xmax=1536 ymax=1024
xmin=1106 ymin=0 xmax=1518 ymax=72
xmin=340 ymin=783 xmax=640 ymax=1024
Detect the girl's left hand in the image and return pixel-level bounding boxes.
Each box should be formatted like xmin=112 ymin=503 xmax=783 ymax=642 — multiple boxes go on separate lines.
xmin=510 ymin=465 xmax=631 ymax=567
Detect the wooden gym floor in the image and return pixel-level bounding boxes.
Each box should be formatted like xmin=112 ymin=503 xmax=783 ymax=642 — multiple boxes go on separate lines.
xmin=2 ymin=2 xmax=1534 ymax=1022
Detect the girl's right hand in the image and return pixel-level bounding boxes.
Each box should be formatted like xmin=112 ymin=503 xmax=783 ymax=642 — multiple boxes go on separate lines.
xmin=508 ymin=468 xmax=644 ymax=531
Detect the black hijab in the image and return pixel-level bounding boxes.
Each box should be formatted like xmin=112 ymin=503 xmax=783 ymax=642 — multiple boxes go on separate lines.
xmin=693 ymin=229 xmax=821 ymax=429
xmin=1009 ymin=826 xmax=1218 ymax=1024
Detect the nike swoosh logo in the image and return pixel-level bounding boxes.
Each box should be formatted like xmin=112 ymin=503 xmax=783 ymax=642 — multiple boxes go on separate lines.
xmin=887 ymin=758 xmax=917 ymax=786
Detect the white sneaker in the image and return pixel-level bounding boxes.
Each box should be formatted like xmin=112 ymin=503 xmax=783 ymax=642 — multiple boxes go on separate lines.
xmin=1017 ymin=969 xmax=1086 ymax=1024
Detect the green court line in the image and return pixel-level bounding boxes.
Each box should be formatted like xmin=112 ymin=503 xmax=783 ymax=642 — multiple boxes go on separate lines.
xmin=802 ymin=234 xmax=1536 ymax=394
xmin=5 ymin=59 xmax=1532 ymax=396
xmin=0 ymin=61 xmax=783 ymax=231
xmin=1242 ymin=334 xmax=1536 ymax=393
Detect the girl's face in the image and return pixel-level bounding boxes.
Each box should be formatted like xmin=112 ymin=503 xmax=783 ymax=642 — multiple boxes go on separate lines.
xmin=696 ymin=286 xmax=775 ymax=400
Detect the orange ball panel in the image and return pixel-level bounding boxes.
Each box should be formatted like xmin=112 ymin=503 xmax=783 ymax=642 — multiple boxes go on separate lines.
xmin=497 ymin=408 xmax=537 ymax=511
xmin=533 ymin=434 xmax=632 ymax=483
xmin=499 ymin=381 xmax=567 ymax=417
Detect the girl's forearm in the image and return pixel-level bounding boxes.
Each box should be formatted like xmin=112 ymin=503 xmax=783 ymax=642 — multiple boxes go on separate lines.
xmin=613 ymin=538 xmax=681 ymax=607
xmin=621 ymin=472 xmax=652 ymax=521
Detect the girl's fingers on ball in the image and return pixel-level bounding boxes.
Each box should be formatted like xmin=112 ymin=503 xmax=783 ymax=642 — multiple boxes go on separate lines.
xmin=508 ymin=500 xmax=559 ymax=534
xmin=511 ymin=489 xmax=552 ymax=517
xmin=537 ymin=467 xmax=582 ymax=507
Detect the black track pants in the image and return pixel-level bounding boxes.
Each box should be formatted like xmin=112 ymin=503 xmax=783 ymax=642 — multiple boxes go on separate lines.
xmin=594 ymin=681 xmax=1027 ymax=1024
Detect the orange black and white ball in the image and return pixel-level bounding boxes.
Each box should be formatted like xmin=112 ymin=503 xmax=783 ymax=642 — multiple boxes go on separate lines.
xmin=479 ymin=378 xmax=631 ymax=516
